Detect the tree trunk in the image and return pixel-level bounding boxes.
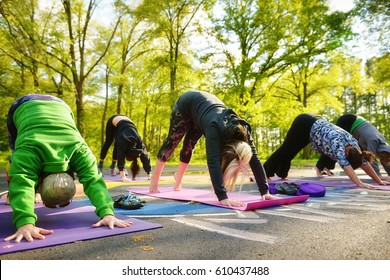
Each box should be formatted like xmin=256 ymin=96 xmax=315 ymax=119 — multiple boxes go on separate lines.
xmin=75 ymin=83 xmax=85 ymax=136
xmin=101 ymin=67 xmax=110 ymax=146
xmin=302 ymin=144 xmax=311 ymax=159
xmin=117 ymin=84 xmax=123 ymax=114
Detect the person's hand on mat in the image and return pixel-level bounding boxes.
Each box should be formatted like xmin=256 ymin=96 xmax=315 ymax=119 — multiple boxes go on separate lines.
xmin=121 ymin=176 xmax=129 ymax=182
xmin=380 ymin=175 xmax=390 ymax=182
xmin=119 ymin=170 xmax=129 ymax=182
xmin=147 ymin=173 xmax=151 ymax=180
xmin=357 ymin=182 xmax=380 ymax=189
xmin=378 ymin=179 xmax=390 ymax=185
xmin=220 ymin=198 xmax=246 ymax=207
xmin=262 ymin=193 xmax=278 ymax=200
xmin=4 ymin=224 xmax=53 ymax=243
xmin=92 ymin=215 xmax=133 ymax=229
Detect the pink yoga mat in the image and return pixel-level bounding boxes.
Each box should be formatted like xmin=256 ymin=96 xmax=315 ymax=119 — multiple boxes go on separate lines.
xmin=0 ymin=200 xmax=162 ymax=255
xmin=132 ymin=187 xmax=309 ymax=211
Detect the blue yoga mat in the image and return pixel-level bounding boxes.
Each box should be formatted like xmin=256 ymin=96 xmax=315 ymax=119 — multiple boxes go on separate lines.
xmin=78 ymin=199 xmax=232 ymax=215
xmin=115 ymin=201 xmax=233 ymax=215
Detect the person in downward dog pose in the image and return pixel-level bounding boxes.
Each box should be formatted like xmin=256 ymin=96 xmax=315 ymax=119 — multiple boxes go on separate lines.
xmin=263 ymin=113 xmax=389 ymax=189
xmin=98 ymin=115 xmax=152 ymax=181
xmin=316 ymin=114 xmax=390 ymax=179
xmin=149 ymin=90 xmax=275 ymax=207
xmin=5 ymin=94 xmax=132 ymax=243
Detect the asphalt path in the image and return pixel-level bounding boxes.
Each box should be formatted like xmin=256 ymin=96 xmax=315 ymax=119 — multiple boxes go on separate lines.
xmin=1 ymin=166 xmax=390 ymax=261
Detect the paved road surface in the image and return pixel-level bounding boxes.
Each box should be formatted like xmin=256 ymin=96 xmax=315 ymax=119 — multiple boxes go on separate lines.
xmin=1 ymin=166 xmax=390 ymax=260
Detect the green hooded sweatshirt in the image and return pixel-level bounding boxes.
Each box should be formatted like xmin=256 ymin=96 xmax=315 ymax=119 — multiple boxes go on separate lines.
xmin=8 ymin=99 xmax=114 ymax=229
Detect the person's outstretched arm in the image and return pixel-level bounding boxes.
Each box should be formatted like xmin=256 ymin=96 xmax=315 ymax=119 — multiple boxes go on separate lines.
xmin=343 ymin=165 xmax=379 ymax=189
xmin=360 ymin=163 xmax=390 ymax=185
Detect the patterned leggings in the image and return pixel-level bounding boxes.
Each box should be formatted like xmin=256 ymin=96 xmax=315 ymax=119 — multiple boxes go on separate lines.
xmin=157 ymin=102 xmax=203 ymax=163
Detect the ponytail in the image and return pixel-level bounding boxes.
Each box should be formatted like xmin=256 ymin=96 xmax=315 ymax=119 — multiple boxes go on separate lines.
xmin=130 ymin=159 xmax=140 ymax=179
xmin=362 ymin=150 xmax=375 ymax=163
xmin=347 ymin=147 xmax=375 ymax=169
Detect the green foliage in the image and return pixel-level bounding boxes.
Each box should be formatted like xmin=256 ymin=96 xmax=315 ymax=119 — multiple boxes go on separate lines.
xmin=352 ymin=0 xmax=390 ymax=54
xmin=0 ymin=0 xmax=389 ymax=165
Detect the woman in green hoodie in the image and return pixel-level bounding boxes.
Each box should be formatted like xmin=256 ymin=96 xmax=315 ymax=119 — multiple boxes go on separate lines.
xmin=5 ymin=94 xmax=132 ymax=243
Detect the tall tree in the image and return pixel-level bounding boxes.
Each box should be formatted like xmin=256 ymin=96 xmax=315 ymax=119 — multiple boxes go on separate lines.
xmin=353 ymin=0 xmax=390 ymax=54
xmin=204 ymin=0 xmax=351 ymax=117
xmin=0 ymin=0 xmax=42 ymax=93
xmin=365 ymin=54 xmax=390 ymax=139
xmin=274 ymin=2 xmax=352 ymax=107
xmin=205 ymin=0 xmax=303 ymax=114
xmin=111 ymin=1 xmax=152 ymax=114
xmin=57 ymin=0 xmax=122 ymax=135
xmin=134 ymin=0 xmax=208 ymax=105
xmin=1 ymin=0 xmax=123 ymax=135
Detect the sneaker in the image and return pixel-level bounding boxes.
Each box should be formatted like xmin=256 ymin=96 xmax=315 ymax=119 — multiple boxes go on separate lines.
xmin=113 ymin=192 xmax=145 ymax=210
xmin=274 ymin=182 xmax=299 ymax=195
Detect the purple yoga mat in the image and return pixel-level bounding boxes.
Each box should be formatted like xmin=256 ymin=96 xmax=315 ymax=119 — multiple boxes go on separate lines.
xmin=103 ymin=175 xmax=150 ymax=182
xmin=273 ymin=178 xmax=390 ymax=190
xmin=0 ymin=200 xmax=162 ymax=255
xmin=132 ymin=187 xmax=309 ymax=211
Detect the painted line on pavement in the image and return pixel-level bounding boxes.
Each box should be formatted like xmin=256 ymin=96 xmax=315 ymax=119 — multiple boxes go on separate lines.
xmin=172 ymin=217 xmax=278 ymax=244
xmin=204 ymin=218 xmax=268 ymax=224
xmin=325 ymin=203 xmax=390 ymax=211
xmin=285 ymin=205 xmax=350 ymax=218
xmin=257 ymin=209 xmax=337 ymax=223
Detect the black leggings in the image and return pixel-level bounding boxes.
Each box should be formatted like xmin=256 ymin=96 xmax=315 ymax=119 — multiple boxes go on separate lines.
xmin=263 ymin=114 xmax=320 ymax=178
xmin=316 ymin=154 xmax=336 ymax=171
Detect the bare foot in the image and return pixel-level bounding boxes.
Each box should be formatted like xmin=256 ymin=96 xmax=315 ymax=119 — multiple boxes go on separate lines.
xmin=35 ymin=193 xmax=43 ymax=204
xmin=173 ymin=172 xmax=182 ymax=191
xmin=1 ymin=190 xmax=10 ymax=204
xmin=149 ymin=175 xmax=159 ymax=193
xmin=324 ymin=168 xmax=334 ymax=176
xmin=315 ymin=167 xmax=324 ymax=177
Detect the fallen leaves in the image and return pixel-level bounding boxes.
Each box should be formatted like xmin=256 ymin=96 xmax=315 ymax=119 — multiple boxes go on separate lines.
xmin=131 ymin=235 xmax=154 ymax=251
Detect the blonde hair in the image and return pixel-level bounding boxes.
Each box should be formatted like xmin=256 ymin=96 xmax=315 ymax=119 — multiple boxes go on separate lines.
xmin=221 ymin=141 xmax=253 ymax=192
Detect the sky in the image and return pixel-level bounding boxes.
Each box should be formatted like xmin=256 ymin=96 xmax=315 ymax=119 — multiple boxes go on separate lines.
xmin=328 ymin=0 xmax=355 ymax=12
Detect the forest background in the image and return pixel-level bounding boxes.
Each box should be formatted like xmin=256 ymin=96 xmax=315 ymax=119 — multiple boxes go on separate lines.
xmin=0 ymin=0 xmax=388 ymax=169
